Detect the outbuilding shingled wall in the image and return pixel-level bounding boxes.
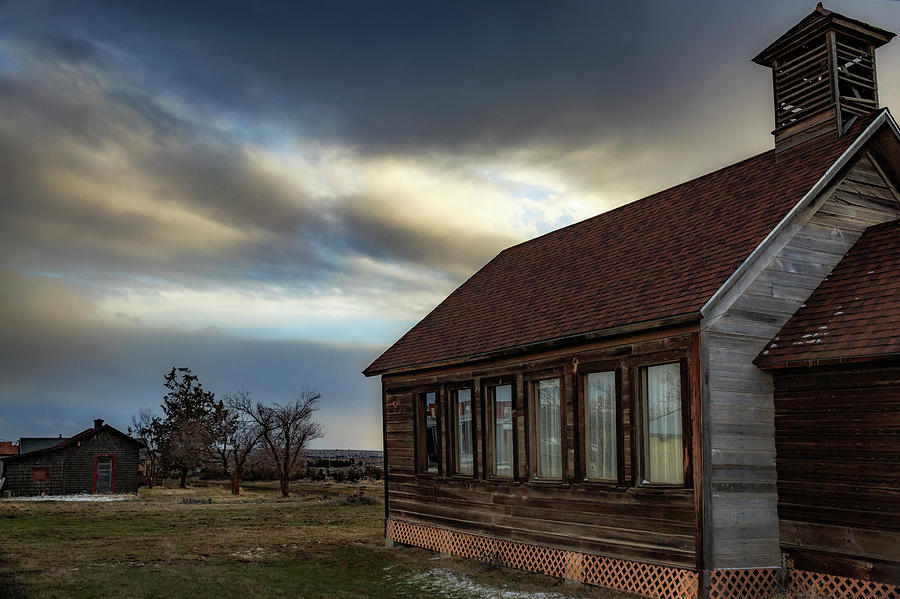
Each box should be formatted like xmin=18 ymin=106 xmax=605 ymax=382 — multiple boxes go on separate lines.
xmin=1 ymin=427 xmax=141 ymax=496
xmin=61 ymin=429 xmax=140 ymax=494
xmin=1 ymin=453 xmax=65 ymax=496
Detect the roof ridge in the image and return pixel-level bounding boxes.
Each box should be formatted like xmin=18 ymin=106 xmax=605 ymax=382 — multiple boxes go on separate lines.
xmin=498 ymin=110 xmax=883 ymax=257
xmin=497 ymin=147 xmax=776 ymax=256
xmin=1 ymin=424 xmax=142 ymax=461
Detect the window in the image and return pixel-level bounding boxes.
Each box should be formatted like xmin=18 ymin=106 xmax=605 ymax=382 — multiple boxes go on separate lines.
xmin=418 ymin=391 xmax=440 ymax=474
xmin=488 ymin=384 xmax=514 ymax=478
xmin=641 ymin=363 xmax=683 ymax=485
xmin=32 ymin=467 xmax=50 ymax=482
xmin=452 ymin=388 xmax=474 ymax=475
xmin=532 ymin=378 xmax=562 ymax=479
xmin=584 ymin=371 xmax=617 ymax=481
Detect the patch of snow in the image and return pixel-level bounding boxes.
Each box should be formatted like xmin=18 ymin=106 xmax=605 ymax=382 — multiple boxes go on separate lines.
xmin=230 ymin=547 xmax=268 ymax=560
xmin=396 ymin=568 xmax=570 ymax=599
xmin=3 ymin=494 xmax=131 ymax=502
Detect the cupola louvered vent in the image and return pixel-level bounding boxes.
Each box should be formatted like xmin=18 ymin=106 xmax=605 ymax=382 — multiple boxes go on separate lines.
xmin=754 ymin=3 xmax=894 ymax=161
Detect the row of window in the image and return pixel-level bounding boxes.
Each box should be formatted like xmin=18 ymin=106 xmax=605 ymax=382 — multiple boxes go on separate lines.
xmin=417 ymin=361 xmax=686 ymax=487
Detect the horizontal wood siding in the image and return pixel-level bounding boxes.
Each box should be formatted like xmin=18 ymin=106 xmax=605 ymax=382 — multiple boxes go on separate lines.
xmin=702 ymin=155 xmax=900 ymax=568
xmin=384 ymin=328 xmax=702 ymax=569
xmin=774 ymin=364 xmax=900 ymax=585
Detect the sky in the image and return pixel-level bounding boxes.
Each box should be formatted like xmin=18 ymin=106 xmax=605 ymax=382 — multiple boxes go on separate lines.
xmin=1 ymin=1 xmax=900 ymax=450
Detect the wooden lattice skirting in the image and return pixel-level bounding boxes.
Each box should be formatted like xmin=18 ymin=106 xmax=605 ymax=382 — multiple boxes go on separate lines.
xmin=386 ymin=519 xmax=900 ymax=599
xmin=708 ymin=568 xmax=780 ymax=599
xmin=788 ymin=569 xmax=899 ymax=599
xmin=386 ymin=518 xmax=699 ymax=599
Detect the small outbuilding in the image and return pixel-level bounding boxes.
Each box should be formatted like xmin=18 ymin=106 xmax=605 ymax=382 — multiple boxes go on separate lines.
xmin=0 ymin=419 xmax=143 ymax=496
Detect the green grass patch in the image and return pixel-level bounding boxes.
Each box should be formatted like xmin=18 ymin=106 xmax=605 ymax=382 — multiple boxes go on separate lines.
xmin=0 ymin=482 xmax=636 ymax=598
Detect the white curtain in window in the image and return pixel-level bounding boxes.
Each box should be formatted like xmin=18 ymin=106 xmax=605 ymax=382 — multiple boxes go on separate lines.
xmin=645 ymin=363 xmax=683 ymax=484
xmin=456 ymin=389 xmax=474 ymax=475
xmin=424 ymin=391 xmax=439 ymax=474
xmin=585 ymin=371 xmax=616 ymax=480
xmin=493 ymin=385 xmax=513 ymax=478
xmin=537 ymin=379 xmax=562 ymax=479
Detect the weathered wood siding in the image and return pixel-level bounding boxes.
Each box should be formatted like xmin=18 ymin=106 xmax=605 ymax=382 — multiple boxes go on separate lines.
xmin=701 ymin=154 xmax=900 ymax=568
xmin=774 ymin=363 xmax=900 ymax=585
xmin=384 ymin=327 xmax=704 ymax=569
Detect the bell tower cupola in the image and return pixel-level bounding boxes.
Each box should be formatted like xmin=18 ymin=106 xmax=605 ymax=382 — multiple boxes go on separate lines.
xmin=753 ymin=3 xmax=895 ymax=161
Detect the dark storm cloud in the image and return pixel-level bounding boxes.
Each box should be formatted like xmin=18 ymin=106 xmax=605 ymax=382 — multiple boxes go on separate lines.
xmin=2 ymin=0 xmax=792 ymax=154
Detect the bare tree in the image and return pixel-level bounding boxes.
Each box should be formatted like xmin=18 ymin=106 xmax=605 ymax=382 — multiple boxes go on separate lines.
xmin=236 ymin=388 xmax=324 ymax=498
xmin=129 ymin=409 xmax=162 ymax=488
xmin=206 ymin=391 xmax=262 ymax=495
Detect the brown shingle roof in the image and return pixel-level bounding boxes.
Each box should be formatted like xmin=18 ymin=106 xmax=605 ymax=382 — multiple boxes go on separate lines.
xmin=756 ymin=219 xmax=900 ymax=369
xmin=365 ymin=112 xmax=883 ymax=376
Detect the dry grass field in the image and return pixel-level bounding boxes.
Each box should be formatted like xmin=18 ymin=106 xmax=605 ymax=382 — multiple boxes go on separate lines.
xmin=0 ymin=481 xmax=639 ymax=599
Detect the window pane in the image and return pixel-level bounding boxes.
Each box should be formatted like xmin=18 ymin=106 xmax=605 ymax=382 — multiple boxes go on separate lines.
xmin=424 ymin=392 xmax=439 ymax=474
xmin=492 ymin=385 xmax=513 ymax=478
xmin=536 ymin=378 xmax=562 ymax=479
xmin=455 ymin=389 xmax=474 ymax=475
xmin=585 ymin=371 xmax=617 ymax=480
xmin=645 ymin=363 xmax=683 ymax=485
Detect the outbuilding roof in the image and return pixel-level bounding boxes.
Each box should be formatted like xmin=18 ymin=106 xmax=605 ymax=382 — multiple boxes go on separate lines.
xmin=756 ymin=219 xmax=900 ymax=369
xmin=0 ymin=441 xmax=18 ymax=456
xmin=365 ymin=112 xmax=884 ymax=376
xmin=0 ymin=423 xmax=142 ymax=463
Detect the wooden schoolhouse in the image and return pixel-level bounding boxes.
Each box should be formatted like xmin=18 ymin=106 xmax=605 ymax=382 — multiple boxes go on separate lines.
xmin=365 ymin=5 xmax=900 ymax=599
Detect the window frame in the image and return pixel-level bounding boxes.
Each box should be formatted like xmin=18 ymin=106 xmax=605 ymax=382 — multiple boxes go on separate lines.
xmin=577 ymin=362 xmax=624 ymax=486
xmin=447 ymin=382 xmax=477 ymax=478
xmin=634 ymin=358 xmax=691 ymax=489
xmin=415 ymin=388 xmax=443 ymax=477
xmin=482 ymin=377 xmax=518 ymax=481
xmin=526 ymin=372 xmax=566 ymax=482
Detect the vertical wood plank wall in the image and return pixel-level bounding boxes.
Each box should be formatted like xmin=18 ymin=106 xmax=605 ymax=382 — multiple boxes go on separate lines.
xmin=701 ymin=156 xmax=900 ymax=568
xmin=383 ymin=329 xmax=703 ymax=569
